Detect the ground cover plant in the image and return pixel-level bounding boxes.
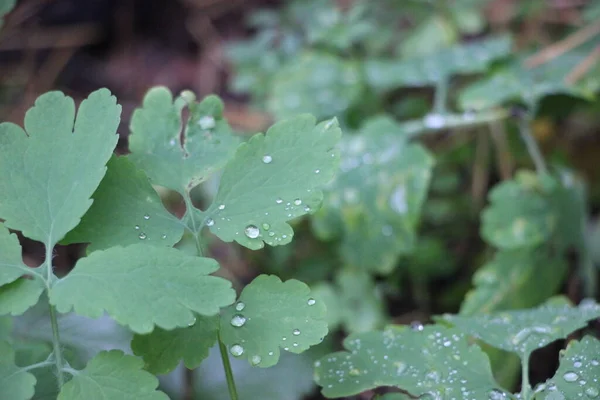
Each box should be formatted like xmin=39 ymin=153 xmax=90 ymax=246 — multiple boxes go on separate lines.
xmin=1 ymin=0 xmax=600 ymax=399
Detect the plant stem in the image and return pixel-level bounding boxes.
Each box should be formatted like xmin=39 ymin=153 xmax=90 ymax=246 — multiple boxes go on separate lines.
xmin=182 ymin=191 xmax=204 ymax=256
xmin=45 ymin=244 xmax=65 ymax=389
xmin=520 ymin=357 xmax=531 ymax=400
xmin=517 ymin=117 xmax=548 ymax=175
xmin=21 ymin=360 xmax=53 ymax=373
xmin=218 ymin=331 xmax=239 ymax=400
xmin=433 ymin=76 xmax=449 ymax=115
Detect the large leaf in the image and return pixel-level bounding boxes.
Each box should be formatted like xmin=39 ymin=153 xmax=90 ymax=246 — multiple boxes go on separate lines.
xmin=131 ymin=315 xmax=219 ymax=375
xmin=267 ymin=52 xmax=362 ymax=119
xmin=49 ymin=244 xmax=235 ymax=333
xmin=62 ymin=156 xmax=184 ymax=252
xmin=534 ymin=336 xmax=600 ymax=399
xmin=444 ymin=300 xmax=600 ymax=359
xmin=0 ymin=341 xmax=37 ymax=400
xmin=314 ymin=325 xmax=506 ymax=399
xmin=128 ymin=88 xmax=239 ymax=195
xmin=57 ymin=350 xmax=168 ymax=400
xmin=0 ymin=89 xmax=120 ymax=246
xmin=203 ymin=115 xmax=341 ymax=250
xmin=219 ymin=275 xmax=328 ymax=368
xmin=312 ymin=117 xmax=434 ymax=273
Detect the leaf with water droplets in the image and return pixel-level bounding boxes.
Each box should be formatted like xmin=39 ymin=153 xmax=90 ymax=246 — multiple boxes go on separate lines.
xmin=57 ymin=350 xmax=168 ymax=400
xmin=444 ymin=299 xmax=600 ymax=359
xmin=49 ymin=244 xmax=235 ymax=333
xmin=534 ymin=336 xmax=600 ymax=400
xmin=131 ymin=315 xmax=218 ymax=374
xmin=219 ymin=274 xmax=328 ymax=368
xmin=0 ymin=89 xmax=120 ymax=247
xmin=204 ymin=114 xmax=341 ymax=250
xmin=312 ymin=117 xmax=434 ymax=273
xmin=0 ymin=341 xmax=37 ymax=400
xmin=128 ymin=87 xmax=240 ymax=195
xmin=365 ymin=35 xmax=511 ymax=91
xmin=481 ymin=171 xmax=557 ymax=249
xmin=62 ymin=156 xmax=184 ymax=252
xmin=267 ymin=51 xmax=362 ymax=119
xmin=314 ymin=325 xmax=506 ymax=398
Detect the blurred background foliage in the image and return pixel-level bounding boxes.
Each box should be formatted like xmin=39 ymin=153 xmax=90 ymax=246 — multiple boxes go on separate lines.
xmin=1 ymin=0 xmax=600 ymax=399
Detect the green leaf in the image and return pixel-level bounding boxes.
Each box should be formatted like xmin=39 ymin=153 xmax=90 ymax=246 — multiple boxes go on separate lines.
xmin=128 ymin=88 xmax=240 ymax=195
xmin=267 ymin=52 xmax=362 ymax=119
xmin=62 ymin=156 xmax=184 ymax=252
xmin=49 ymin=244 xmax=235 ymax=333
xmin=534 ymin=336 xmax=600 ymax=399
xmin=0 ymin=89 xmax=120 ymax=246
xmin=334 ymin=268 xmax=385 ymax=333
xmin=0 ymin=0 xmax=16 ymax=29
xmin=309 ymin=283 xmax=343 ymax=331
xmin=314 ymin=325 xmax=506 ymax=399
xmin=0 ymin=341 xmax=37 ymax=400
xmin=399 ymin=15 xmax=458 ymax=58
xmin=219 ymin=274 xmax=328 ymax=368
xmin=460 ymin=248 xmax=568 ymax=314
xmin=312 ymin=117 xmax=434 ymax=273
xmin=0 ymin=279 xmax=44 ymax=316
xmin=57 ymin=350 xmax=167 ymax=400
xmin=0 ymin=223 xmax=43 ymax=287
xmin=481 ymin=172 xmax=556 ymax=249
xmin=131 ymin=314 xmax=218 ymax=375
xmin=444 ymin=300 xmax=600 ymax=359
xmin=366 ymin=35 xmax=511 ymax=91
xmin=204 ymin=114 xmax=341 ymax=250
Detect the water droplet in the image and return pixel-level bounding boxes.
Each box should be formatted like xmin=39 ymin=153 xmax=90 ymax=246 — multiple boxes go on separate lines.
xmin=230 ymin=344 xmax=244 ymax=357
xmin=262 ymin=223 xmax=270 ymax=230
xmin=198 ymin=116 xmax=216 ymax=130
xmin=143 ymin=214 xmax=150 ymax=220
xmin=188 ymin=318 xmax=196 ymax=326
xmin=134 ymin=225 xmax=140 ymax=230
xmin=394 ymin=361 xmax=407 ymax=375
xmin=304 ymin=205 xmax=311 ymax=212
xmin=424 ymin=113 xmax=446 ymax=129
xmin=488 ymin=389 xmax=507 ymax=400
xmin=314 ymin=169 xmax=320 ymax=174
xmin=284 ymin=347 xmax=289 ymax=351
xmin=268 ymin=232 xmax=275 ymax=237
xmin=235 ymin=302 xmax=245 ymax=311
xmin=585 ymin=387 xmax=599 ymax=398
xmin=250 ymin=355 xmax=262 ymax=366
xmin=276 ymin=198 xmax=283 ymax=204
xmin=161 ymin=234 xmax=167 ymax=239
xmin=206 ymin=218 xmax=215 ymax=227
xmin=293 ymin=342 xmax=298 ymax=347
xmin=349 ymin=368 xmax=360 ymax=376
xmin=139 ymin=232 xmax=147 ymax=240
xmin=511 ymin=328 xmax=532 ymax=345
xmin=268 ymin=351 xmax=274 ymax=356
xmin=410 ymin=321 xmax=424 ymax=331
xmin=293 ymin=329 xmax=300 ymax=336
xmin=169 ymin=138 xmax=177 ymax=146
xmin=231 ymin=314 xmax=246 ymax=327
xmin=245 ymin=225 xmax=260 ymax=239
xmin=389 ymin=185 xmax=408 ymax=214
xmin=307 ymin=298 xmax=316 ymax=306
xmin=218 ymin=204 xmax=225 ymax=210
xmin=574 ymin=361 xmax=583 ymax=368
xmin=563 ymin=371 xmax=579 ymax=382
xmin=262 ymin=155 xmax=272 ymax=164
xmin=294 ymin=199 xmax=302 ymax=206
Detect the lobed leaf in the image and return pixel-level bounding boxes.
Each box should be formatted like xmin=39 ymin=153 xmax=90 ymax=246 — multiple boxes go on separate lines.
xmin=128 ymin=87 xmax=240 ymax=195
xmin=0 ymin=89 xmax=120 ymax=247
xmin=314 ymin=325 xmax=506 ymax=399
xmin=49 ymin=244 xmax=235 ymax=333
xmin=131 ymin=314 xmax=219 ymax=375
xmin=219 ymin=274 xmax=328 ymax=368
xmin=0 ymin=341 xmax=37 ymax=400
xmin=57 ymin=350 xmax=168 ymax=400
xmin=0 ymin=279 xmax=44 ymax=317
xmin=444 ymin=299 xmax=600 ymax=359
xmin=534 ymin=336 xmax=600 ymax=399
xmin=204 ymin=114 xmax=341 ymax=250
xmin=62 ymin=156 xmax=184 ymax=252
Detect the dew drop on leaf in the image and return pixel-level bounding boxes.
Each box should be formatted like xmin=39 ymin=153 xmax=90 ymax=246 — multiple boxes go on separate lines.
xmin=235 ymin=302 xmax=245 ymax=311
xmin=314 ymin=169 xmax=320 ymax=174
xmin=563 ymin=371 xmax=579 ymax=382
xmin=262 ymin=155 xmax=273 ymax=164
xmin=585 ymin=387 xmax=599 ymax=398
xmin=349 ymin=368 xmax=361 ymax=376
xmin=231 ymin=314 xmax=247 ymax=327
xmin=488 ymin=389 xmax=507 ymax=400
xmin=268 ymin=232 xmax=275 ymax=237
xmin=304 ymin=205 xmax=311 ymax=212
xmin=389 ymin=185 xmax=408 ymax=214
xmin=218 ymin=204 xmax=225 ymax=210
xmin=410 ymin=321 xmax=424 ymax=331
xmin=206 ymin=218 xmax=215 ymax=227
xmin=262 ymin=223 xmax=270 ymax=230
xmin=198 ymin=116 xmax=216 ymax=130
xmin=230 ymin=344 xmax=244 ymax=357
xmin=244 ymin=225 xmax=260 ymax=239
xmin=188 ymin=317 xmax=196 ymax=327
xmin=307 ymin=298 xmax=316 ymax=306
xmin=143 ymin=214 xmax=150 ymax=220
xmin=138 ymin=232 xmax=147 ymax=240
xmin=134 ymin=225 xmax=140 ymax=230
xmin=294 ymin=199 xmax=302 ymax=205
xmin=161 ymin=234 xmax=167 ymax=239
xmin=276 ymin=198 xmax=283 ymax=204
xmin=250 ymin=355 xmax=262 ymax=366
xmin=293 ymin=329 xmax=301 ymax=336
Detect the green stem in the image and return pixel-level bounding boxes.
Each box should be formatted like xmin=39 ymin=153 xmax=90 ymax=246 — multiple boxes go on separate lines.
xmin=182 ymin=191 xmax=204 ymax=257
xmin=521 ymin=357 xmax=531 ymax=400
xmin=21 ymin=360 xmax=53 ymax=373
xmin=46 ymin=242 xmax=65 ymax=389
xmin=409 ymin=108 xmax=510 ymax=139
xmin=518 ymin=117 xmax=548 ymax=175
xmin=433 ymin=76 xmax=449 ymax=115
xmin=218 ymin=331 xmax=239 ymax=400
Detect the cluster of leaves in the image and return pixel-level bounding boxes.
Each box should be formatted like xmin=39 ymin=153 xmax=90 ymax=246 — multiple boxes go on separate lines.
xmin=0 ymin=87 xmax=341 ymax=399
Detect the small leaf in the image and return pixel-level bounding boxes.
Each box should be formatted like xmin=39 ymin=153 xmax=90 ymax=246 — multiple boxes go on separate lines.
xmin=0 ymin=223 xmax=43 ymax=287
xmin=0 ymin=279 xmax=44 ymax=316
xmin=0 ymin=89 xmax=120 ymax=246
xmin=534 ymin=336 xmax=600 ymax=399
xmin=267 ymin=52 xmax=362 ymax=119
xmin=314 ymin=325 xmax=506 ymax=399
xmin=49 ymin=244 xmax=235 ymax=333
xmin=62 ymin=156 xmax=184 ymax=252
xmin=128 ymin=88 xmax=239 ymax=195
xmin=335 ymin=268 xmax=385 ymax=333
xmin=131 ymin=314 xmax=219 ymax=375
xmin=57 ymin=350 xmax=167 ymax=400
xmin=219 ymin=275 xmax=328 ymax=368
xmin=204 ymin=115 xmax=341 ymax=250
xmin=481 ymin=172 xmax=556 ymax=249
xmin=444 ymin=300 xmax=600 ymax=359
xmin=0 ymin=341 xmax=37 ymax=400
